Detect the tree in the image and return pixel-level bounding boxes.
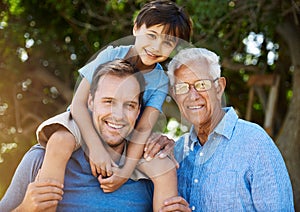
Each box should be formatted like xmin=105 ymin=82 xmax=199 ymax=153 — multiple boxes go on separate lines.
xmin=0 ymin=0 xmax=299 ymax=209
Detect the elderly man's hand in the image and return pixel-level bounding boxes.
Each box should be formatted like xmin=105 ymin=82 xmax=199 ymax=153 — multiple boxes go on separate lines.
xmin=159 ymin=196 xmax=191 ymax=212
xmin=14 ymin=178 xmax=63 ymax=212
xmin=143 ymin=133 xmax=178 ymax=167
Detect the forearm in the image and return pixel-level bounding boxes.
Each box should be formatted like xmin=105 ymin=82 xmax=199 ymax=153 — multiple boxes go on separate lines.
xmin=123 ymin=106 xmax=160 ymax=173
xmin=70 ymin=78 xmax=105 ymax=151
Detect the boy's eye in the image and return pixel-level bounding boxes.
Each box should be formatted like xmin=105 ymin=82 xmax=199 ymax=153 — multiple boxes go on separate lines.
xmin=147 ymin=33 xmax=156 ymax=39
xmin=163 ymin=41 xmax=175 ymax=48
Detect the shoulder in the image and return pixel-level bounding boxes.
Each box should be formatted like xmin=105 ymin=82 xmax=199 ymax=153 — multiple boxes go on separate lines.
xmin=99 ymin=45 xmax=130 ymax=59
xmin=144 ymin=64 xmax=169 ymax=86
xmin=235 ymin=119 xmax=272 ymax=144
xmin=20 ymin=145 xmax=45 ymax=177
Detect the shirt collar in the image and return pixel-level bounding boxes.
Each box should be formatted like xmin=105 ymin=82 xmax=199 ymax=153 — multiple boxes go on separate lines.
xmin=189 ymin=107 xmax=238 ymax=144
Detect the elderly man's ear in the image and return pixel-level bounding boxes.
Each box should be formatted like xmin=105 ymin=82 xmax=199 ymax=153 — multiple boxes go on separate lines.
xmin=216 ymin=77 xmax=226 ymax=100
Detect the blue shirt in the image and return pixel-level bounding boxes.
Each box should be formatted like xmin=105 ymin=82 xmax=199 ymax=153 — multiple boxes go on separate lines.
xmin=174 ymin=107 xmax=294 ymax=211
xmin=79 ymin=45 xmax=169 ymax=113
xmin=0 ymin=145 xmax=153 ymax=212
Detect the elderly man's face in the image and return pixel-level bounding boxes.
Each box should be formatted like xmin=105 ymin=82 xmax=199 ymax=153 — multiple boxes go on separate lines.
xmin=173 ymin=61 xmax=224 ymax=129
xmin=88 ymin=74 xmax=141 ymax=150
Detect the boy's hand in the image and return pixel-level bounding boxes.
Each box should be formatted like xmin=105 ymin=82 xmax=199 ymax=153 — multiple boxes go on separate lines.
xmin=97 ymin=167 xmax=129 ymax=192
xmin=159 ymin=196 xmax=191 ymax=212
xmin=143 ymin=133 xmax=175 ymax=161
xmin=89 ymin=147 xmax=118 ymax=178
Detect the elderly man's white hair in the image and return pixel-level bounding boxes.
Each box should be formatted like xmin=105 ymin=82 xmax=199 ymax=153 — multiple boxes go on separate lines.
xmin=167 ymin=48 xmax=221 ymax=86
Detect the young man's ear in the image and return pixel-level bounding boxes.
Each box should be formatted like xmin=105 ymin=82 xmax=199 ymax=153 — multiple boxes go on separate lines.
xmin=87 ymin=93 xmax=94 ymax=112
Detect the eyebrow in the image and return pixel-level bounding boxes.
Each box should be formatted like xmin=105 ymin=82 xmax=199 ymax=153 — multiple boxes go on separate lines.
xmin=148 ymin=29 xmax=158 ymax=34
xmin=126 ymin=100 xmax=139 ymax=106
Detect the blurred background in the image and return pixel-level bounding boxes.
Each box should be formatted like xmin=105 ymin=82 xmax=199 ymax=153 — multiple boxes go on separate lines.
xmin=0 ymin=0 xmax=299 ymax=209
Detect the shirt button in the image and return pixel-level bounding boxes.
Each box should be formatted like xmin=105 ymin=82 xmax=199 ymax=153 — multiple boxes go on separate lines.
xmin=200 ymin=152 xmax=204 ymax=156
xmin=194 ymin=178 xmax=199 ymax=184
xmin=191 ymin=205 xmax=196 ymax=211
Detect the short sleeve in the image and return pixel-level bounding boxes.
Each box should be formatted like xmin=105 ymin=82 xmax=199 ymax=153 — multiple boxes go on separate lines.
xmin=78 ymin=45 xmax=130 ymax=83
xmin=0 ymin=145 xmax=45 ymax=212
xmin=142 ymin=64 xmax=169 ymax=112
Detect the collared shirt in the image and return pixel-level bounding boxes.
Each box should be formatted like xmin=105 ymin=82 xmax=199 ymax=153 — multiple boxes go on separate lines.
xmin=174 ymin=107 xmax=294 ymax=211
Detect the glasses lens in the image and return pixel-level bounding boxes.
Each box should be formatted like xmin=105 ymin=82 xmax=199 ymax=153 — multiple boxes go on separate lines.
xmin=175 ymin=83 xmax=189 ymax=94
xmin=195 ymin=80 xmax=211 ymax=91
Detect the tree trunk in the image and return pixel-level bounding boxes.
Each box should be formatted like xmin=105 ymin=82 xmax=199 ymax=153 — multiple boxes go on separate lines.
xmin=276 ymin=18 xmax=300 ymax=210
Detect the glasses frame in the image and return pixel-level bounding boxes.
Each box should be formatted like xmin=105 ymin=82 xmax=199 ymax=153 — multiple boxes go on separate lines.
xmin=173 ymin=78 xmax=219 ymax=95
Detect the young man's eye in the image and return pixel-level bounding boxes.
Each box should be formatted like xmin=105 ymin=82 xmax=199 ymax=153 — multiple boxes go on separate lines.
xmin=126 ymin=103 xmax=137 ymax=110
xmin=103 ymin=100 xmax=112 ymax=104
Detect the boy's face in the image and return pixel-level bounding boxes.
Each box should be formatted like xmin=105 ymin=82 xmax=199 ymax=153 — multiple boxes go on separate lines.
xmin=133 ymin=24 xmax=177 ymax=66
xmin=88 ymin=74 xmax=141 ymax=150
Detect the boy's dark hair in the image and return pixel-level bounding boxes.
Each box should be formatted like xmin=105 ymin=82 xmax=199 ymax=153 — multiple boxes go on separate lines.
xmin=135 ymin=0 xmax=192 ymax=42
xmin=90 ymin=59 xmax=145 ymax=105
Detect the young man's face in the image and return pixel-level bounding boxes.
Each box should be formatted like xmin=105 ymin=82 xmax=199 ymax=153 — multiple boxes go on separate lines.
xmin=133 ymin=24 xmax=177 ymax=66
xmin=172 ymin=61 xmax=224 ymax=129
xmin=88 ymin=74 xmax=141 ymax=150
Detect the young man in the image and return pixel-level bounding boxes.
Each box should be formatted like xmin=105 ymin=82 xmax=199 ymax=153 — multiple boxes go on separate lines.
xmin=148 ymin=48 xmax=294 ymax=211
xmin=0 ymin=59 xmax=173 ymax=211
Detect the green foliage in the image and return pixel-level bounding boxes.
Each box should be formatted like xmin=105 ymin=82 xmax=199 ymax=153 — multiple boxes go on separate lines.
xmin=0 ymin=0 xmax=297 ymax=201
xmin=5 ymin=0 xmax=24 ymax=15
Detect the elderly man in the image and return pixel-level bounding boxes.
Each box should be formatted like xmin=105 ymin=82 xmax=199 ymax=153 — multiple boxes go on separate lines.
xmin=156 ymin=48 xmax=294 ymax=211
xmin=0 ymin=59 xmax=160 ymax=211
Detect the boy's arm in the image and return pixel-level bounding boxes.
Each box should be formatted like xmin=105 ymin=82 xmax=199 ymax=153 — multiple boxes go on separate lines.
xmin=71 ymin=78 xmax=113 ymax=177
xmin=100 ymin=106 xmax=160 ymax=192
xmin=125 ymin=106 xmax=160 ymax=171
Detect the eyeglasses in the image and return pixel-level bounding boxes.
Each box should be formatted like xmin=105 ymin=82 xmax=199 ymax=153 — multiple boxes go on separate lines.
xmin=173 ymin=78 xmax=219 ymax=95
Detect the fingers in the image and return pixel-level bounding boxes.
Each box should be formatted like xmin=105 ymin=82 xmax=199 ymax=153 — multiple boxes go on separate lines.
xmin=158 ymin=138 xmax=175 ymax=158
xmin=105 ymin=163 xmax=113 ymax=177
xmin=97 ymin=172 xmax=127 ymax=193
xmin=22 ymin=181 xmax=64 ymax=211
xmin=159 ymin=196 xmax=191 ymax=212
xmin=97 ymin=175 xmax=114 ymax=193
xmin=144 ymin=134 xmax=175 ymax=160
xmin=144 ymin=133 xmax=161 ymax=152
xmin=99 ymin=164 xmax=108 ymax=177
xmin=90 ymin=160 xmax=113 ymax=178
xmin=89 ymin=161 xmax=98 ymax=177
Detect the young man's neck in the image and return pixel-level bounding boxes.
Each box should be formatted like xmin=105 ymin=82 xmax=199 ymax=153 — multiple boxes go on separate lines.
xmin=106 ymin=141 xmax=126 ymax=163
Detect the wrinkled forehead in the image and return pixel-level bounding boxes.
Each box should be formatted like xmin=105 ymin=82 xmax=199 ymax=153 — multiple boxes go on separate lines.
xmin=174 ymin=60 xmax=212 ymax=81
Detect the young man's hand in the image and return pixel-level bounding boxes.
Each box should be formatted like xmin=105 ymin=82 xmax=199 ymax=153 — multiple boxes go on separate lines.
xmin=159 ymin=196 xmax=191 ymax=212
xmin=13 ymin=178 xmax=63 ymax=212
